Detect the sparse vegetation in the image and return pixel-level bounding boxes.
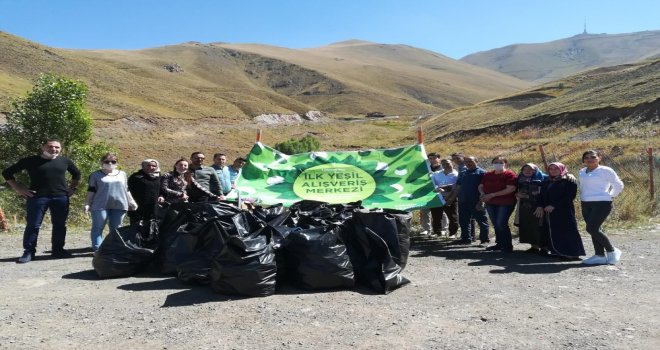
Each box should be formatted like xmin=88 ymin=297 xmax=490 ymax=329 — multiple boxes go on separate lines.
xmin=274 ymin=135 xmax=321 ymax=155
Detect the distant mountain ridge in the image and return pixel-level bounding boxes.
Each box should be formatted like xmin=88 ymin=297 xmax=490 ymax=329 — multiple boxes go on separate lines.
xmin=460 ymin=30 xmax=660 ymax=83
xmin=0 ymin=31 xmax=528 ymax=121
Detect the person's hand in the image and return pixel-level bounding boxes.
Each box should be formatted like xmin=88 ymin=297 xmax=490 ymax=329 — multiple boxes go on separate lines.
xmin=214 ymin=195 xmax=225 ymax=202
xmin=480 ymin=193 xmax=494 ymax=202
xmin=516 ymin=193 xmax=528 ymax=199
xmin=18 ymin=188 xmax=36 ymax=198
xmin=67 ymin=187 xmax=77 ymax=197
xmin=533 ymin=207 xmax=544 ymax=218
xmin=128 ymin=201 xmax=138 ymax=211
xmin=434 ymin=186 xmax=444 ymax=193
xmin=181 ymin=192 xmax=189 ymax=202
xmin=84 ymin=205 xmax=90 ymax=216
xmin=157 ymin=196 xmax=165 ymax=203
xmin=544 ymin=205 xmax=555 ymax=214
xmin=566 ymin=174 xmax=577 ymax=183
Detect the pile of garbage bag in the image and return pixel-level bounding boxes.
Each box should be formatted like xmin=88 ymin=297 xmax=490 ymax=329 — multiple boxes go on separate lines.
xmin=92 ymin=200 xmax=411 ymax=297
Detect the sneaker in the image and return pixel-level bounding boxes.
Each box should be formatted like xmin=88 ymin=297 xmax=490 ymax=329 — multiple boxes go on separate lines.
xmin=477 ymin=242 xmax=490 ymax=248
xmin=51 ymin=249 xmax=73 ymax=259
xmin=485 ymin=245 xmax=502 ymax=251
xmin=582 ymin=255 xmax=608 ymax=265
xmin=17 ymin=251 xmax=34 ymax=264
xmin=419 ymin=230 xmax=429 ymax=236
xmin=606 ymin=248 xmax=622 ymax=265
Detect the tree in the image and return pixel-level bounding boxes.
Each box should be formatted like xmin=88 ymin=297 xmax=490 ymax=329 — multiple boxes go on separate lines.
xmin=274 ymin=135 xmax=321 ymax=155
xmin=0 ymin=73 xmax=114 ymax=224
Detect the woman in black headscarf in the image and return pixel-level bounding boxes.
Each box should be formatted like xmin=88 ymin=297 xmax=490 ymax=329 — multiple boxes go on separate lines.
xmin=516 ymin=163 xmax=548 ymax=254
xmin=127 ymin=159 xmax=162 ymax=226
xmin=535 ymin=162 xmax=585 ymax=260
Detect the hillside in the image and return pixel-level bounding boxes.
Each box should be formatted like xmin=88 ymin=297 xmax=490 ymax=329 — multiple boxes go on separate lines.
xmin=422 ymin=58 xmax=660 ymax=143
xmin=461 ymin=30 xmax=660 ymax=83
xmin=0 ymin=32 xmax=529 ymax=120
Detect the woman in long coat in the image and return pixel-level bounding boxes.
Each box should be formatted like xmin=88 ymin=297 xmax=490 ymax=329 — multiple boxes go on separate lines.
xmin=535 ymin=162 xmax=585 ymax=259
xmin=516 ymin=163 xmax=548 ymax=253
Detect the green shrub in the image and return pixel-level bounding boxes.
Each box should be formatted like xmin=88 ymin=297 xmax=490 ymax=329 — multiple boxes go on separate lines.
xmin=274 ymin=135 xmax=321 ymax=155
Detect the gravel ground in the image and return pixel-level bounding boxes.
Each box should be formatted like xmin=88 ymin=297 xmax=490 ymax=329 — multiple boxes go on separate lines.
xmin=0 ymin=225 xmax=658 ymax=350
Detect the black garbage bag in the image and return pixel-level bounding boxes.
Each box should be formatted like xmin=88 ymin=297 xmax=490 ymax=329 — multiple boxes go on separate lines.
xmin=283 ymin=226 xmax=354 ymax=290
xmin=210 ymin=235 xmax=277 ymax=297
xmin=339 ymin=217 xmax=410 ymax=294
xmin=252 ymin=203 xmax=287 ymax=222
xmin=216 ymin=211 xmax=264 ymax=238
xmin=172 ymin=220 xmax=227 ymax=285
xmin=134 ymin=219 xmax=160 ymax=250
xmin=351 ymin=209 xmax=411 ymax=269
xmin=92 ymin=226 xmax=155 ymax=278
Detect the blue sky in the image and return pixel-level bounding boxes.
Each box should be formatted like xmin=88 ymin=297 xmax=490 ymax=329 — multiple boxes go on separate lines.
xmin=1 ymin=0 xmax=658 ymax=59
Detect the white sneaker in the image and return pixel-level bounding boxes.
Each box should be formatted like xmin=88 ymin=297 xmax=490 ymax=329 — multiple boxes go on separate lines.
xmin=606 ymin=248 xmax=622 ymax=265
xmin=419 ymin=230 xmax=429 ymax=236
xmin=582 ymin=255 xmax=608 ymax=265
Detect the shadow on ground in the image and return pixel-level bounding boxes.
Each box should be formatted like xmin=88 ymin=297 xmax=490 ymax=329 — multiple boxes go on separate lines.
xmin=410 ymin=236 xmax=586 ymax=274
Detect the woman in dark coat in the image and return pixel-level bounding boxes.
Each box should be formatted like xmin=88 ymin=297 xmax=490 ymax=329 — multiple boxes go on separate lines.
xmin=516 ymin=163 xmax=548 ymax=253
xmin=127 ymin=159 xmax=162 ymax=226
xmin=535 ymin=162 xmax=585 ymax=259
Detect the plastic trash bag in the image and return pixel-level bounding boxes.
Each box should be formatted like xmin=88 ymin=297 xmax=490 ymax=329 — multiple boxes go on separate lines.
xmin=92 ymin=226 xmax=155 ymax=278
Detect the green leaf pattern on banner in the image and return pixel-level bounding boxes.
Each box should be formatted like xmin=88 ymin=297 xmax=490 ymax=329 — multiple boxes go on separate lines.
xmin=227 ymin=143 xmax=445 ymax=211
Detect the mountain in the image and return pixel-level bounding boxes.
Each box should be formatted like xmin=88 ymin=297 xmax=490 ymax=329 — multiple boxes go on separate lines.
xmin=0 ymin=32 xmax=529 ymax=121
xmin=460 ymin=30 xmax=660 ymax=83
xmin=422 ymin=57 xmax=660 ymax=142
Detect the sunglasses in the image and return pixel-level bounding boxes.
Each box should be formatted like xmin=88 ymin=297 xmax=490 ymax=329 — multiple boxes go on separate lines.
xmin=103 ymin=160 xmax=118 ymax=164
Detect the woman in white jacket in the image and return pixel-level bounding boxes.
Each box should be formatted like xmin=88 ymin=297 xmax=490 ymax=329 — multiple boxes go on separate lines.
xmin=579 ymin=150 xmax=624 ymax=265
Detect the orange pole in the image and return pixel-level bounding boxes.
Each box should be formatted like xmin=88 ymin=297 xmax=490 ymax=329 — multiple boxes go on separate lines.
xmin=256 ymin=129 xmax=262 ymax=142
xmin=0 ymin=207 xmax=8 ymax=231
xmin=417 ymin=126 xmax=423 ymax=144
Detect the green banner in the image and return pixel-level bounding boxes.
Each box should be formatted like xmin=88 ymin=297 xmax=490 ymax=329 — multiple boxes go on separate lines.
xmin=226 ymin=143 xmax=444 ymax=211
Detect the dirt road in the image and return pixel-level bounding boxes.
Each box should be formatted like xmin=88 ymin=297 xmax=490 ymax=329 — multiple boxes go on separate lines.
xmin=0 ymin=226 xmax=658 ymax=349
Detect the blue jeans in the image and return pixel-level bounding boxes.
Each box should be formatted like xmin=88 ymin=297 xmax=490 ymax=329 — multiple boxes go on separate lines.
xmin=90 ymin=209 xmax=126 ymax=250
xmin=23 ymin=195 xmax=70 ymax=253
xmin=486 ymin=204 xmax=515 ymax=251
xmin=458 ymin=201 xmax=489 ymax=242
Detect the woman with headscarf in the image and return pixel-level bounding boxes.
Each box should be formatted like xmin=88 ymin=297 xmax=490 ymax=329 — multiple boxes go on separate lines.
xmin=160 ymin=158 xmax=221 ymax=204
xmin=516 ymin=163 xmax=548 ymax=253
xmin=534 ymin=162 xmax=585 ymax=260
xmin=127 ymin=159 xmax=162 ymax=226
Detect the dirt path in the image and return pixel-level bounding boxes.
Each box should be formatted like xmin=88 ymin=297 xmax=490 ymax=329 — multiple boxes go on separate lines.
xmin=0 ymin=226 xmax=658 ymax=349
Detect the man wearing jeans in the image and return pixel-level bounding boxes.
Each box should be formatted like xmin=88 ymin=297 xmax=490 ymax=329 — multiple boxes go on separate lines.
xmin=2 ymin=140 xmax=81 ymax=263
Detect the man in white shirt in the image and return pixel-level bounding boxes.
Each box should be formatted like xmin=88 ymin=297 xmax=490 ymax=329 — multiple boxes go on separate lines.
xmin=430 ymin=158 xmax=459 ymax=237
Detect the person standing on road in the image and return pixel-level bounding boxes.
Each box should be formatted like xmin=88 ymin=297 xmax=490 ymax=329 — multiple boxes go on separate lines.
xmin=188 ymin=152 xmax=222 ymax=202
xmin=478 ymin=156 xmax=517 ymax=252
xmin=446 ymin=156 xmax=489 ymax=245
xmin=84 ymin=153 xmax=138 ymax=251
xmin=420 ymin=152 xmax=448 ymax=236
xmin=211 ymin=153 xmax=232 ymax=195
xmin=431 ymin=158 xmax=459 ymax=237
xmin=534 ymin=162 xmax=585 ymax=259
xmin=2 ymin=139 xmax=81 ymax=263
xmin=516 ymin=163 xmax=548 ymax=253
xmin=127 ymin=159 xmax=161 ymax=226
xmin=579 ymin=150 xmax=624 ymax=265
xmin=161 ymin=158 xmax=221 ymax=204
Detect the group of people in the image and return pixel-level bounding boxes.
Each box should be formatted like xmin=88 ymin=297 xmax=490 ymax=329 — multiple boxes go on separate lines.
xmin=421 ymin=150 xmax=624 ymax=265
xmin=3 ymin=139 xmax=625 ymax=267
xmin=2 ymin=139 xmax=246 ymax=262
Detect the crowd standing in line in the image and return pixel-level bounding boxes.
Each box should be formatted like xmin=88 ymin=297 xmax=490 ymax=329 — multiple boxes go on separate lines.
xmin=427 ymin=150 xmax=624 ymax=265
xmin=2 ymin=139 xmax=624 ymax=266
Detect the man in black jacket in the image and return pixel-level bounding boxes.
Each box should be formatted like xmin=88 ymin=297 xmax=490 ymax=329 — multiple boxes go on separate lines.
xmin=2 ymin=140 xmax=81 ymax=263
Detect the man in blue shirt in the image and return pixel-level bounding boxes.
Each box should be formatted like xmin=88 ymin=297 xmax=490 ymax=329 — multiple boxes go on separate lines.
xmin=228 ymin=157 xmax=246 ymax=190
xmin=446 ymin=156 xmax=489 ymax=245
xmin=211 ymin=153 xmax=232 ymax=195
